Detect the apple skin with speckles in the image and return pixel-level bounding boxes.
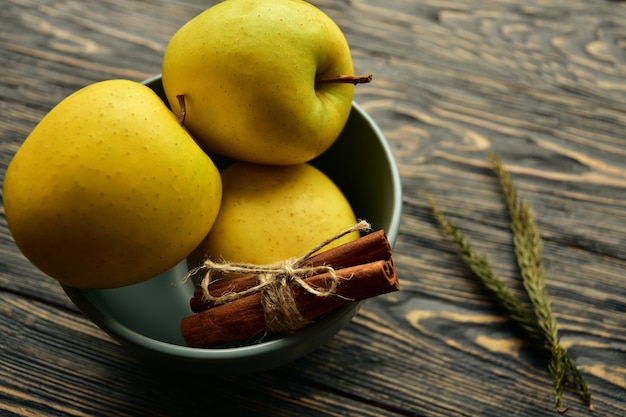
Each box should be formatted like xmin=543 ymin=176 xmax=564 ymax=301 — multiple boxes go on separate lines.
xmin=3 ymin=79 xmax=222 ymax=289
xmin=161 ymin=0 xmax=355 ymax=165
xmin=190 ymin=162 xmax=358 ymax=272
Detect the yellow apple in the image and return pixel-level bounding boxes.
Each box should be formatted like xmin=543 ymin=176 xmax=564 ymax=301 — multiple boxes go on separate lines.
xmin=162 ymin=0 xmax=356 ymax=165
xmin=192 ymin=162 xmax=358 ymax=267
xmin=3 ymin=79 xmax=222 ymax=289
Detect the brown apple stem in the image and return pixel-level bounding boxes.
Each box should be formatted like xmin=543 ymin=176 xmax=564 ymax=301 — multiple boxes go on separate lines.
xmin=176 ymin=94 xmax=186 ymax=126
xmin=317 ymin=74 xmax=373 ymax=85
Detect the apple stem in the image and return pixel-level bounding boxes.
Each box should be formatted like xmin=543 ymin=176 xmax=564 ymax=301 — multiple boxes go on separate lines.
xmin=176 ymin=94 xmax=186 ymax=126
xmin=316 ymin=74 xmax=373 ymax=85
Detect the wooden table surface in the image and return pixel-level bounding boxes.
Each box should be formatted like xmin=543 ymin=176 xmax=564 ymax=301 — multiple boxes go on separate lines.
xmin=2 ymin=0 xmax=625 ymax=416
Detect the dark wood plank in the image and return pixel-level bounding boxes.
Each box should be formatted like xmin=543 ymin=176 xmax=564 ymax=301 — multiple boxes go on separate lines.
xmin=1 ymin=290 xmax=433 ymax=417
xmin=1 ymin=0 xmax=625 ymax=416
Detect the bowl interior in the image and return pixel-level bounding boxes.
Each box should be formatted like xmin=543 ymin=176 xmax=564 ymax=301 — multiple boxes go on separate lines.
xmin=62 ymin=75 xmax=402 ymax=373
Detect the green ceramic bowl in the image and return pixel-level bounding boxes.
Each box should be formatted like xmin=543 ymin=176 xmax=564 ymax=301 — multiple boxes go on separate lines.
xmin=61 ymin=75 xmax=402 ymax=375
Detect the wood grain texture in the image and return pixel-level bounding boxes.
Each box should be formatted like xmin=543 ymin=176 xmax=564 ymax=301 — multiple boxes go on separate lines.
xmin=1 ymin=0 xmax=625 ymax=416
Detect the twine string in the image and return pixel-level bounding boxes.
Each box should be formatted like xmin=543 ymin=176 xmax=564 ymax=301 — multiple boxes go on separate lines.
xmin=186 ymin=220 xmax=371 ymax=333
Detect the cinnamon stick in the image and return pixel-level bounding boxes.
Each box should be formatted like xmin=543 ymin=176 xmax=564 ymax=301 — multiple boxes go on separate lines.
xmin=181 ymin=259 xmax=399 ymax=348
xmin=190 ymin=230 xmax=391 ymax=312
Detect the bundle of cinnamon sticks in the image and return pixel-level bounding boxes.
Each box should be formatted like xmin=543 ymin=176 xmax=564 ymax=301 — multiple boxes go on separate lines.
xmin=181 ymin=229 xmax=399 ymax=348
